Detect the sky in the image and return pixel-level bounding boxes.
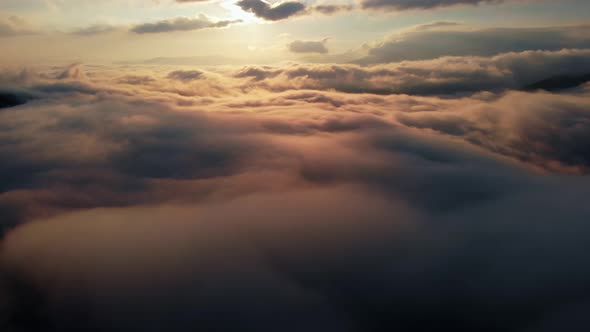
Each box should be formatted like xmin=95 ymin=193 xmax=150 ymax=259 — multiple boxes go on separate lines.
xmin=1 ymin=1 xmax=590 ymax=332
xmin=1 ymin=0 xmax=590 ymax=64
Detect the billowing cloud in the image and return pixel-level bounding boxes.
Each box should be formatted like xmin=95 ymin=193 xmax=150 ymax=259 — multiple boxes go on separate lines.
xmin=396 ymin=91 xmax=590 ymax=173
xmin=288 ymin=39 xmax=329 ymax=54
xmin=131 ymin=14 xmax=241 ymax=34
xmin=361 ymin=0 xmax=504 ymax=10
xmin=2 ymin=91 xmax=590 ymax=331
xmin=117 ymin=75 xmax=156 ymax=85
xmin=235 ymin=49 xmax=590 ymax=95
xmin=0 ymin=54 xmax=590 ymax=332
xmin=236 ymin=0 xmax=306 ymax=21
xmin=6 ymin=170 xmax=589 ymax=332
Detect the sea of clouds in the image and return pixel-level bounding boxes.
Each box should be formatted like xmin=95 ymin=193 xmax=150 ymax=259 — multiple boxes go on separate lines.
xmin=1 ymin=48 xmax=590 ymax=331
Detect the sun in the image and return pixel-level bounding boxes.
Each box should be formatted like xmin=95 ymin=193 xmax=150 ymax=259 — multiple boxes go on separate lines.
xmin=220 ymin=0 xmax=261 ymax=24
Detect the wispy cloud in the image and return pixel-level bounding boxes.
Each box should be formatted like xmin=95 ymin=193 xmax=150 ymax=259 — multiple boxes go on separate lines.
xmin=70 ymin=23 xmax=118 ymax=36
xmin=0 ymin=15 xmax=36 ymax=37
xmin=361 ymin=0 xmax=505 ymax=10
xmin=131 ymin=14 xmax=241 ymax=34
xmin=288 ymin=39 xmax=329 ymax=54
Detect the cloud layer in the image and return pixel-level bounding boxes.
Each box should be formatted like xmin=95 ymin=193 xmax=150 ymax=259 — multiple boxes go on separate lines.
xmin=0 ymin=48 xmax=589 ymax=332
xmin=235 ymin=49 xmax=590 ymax=95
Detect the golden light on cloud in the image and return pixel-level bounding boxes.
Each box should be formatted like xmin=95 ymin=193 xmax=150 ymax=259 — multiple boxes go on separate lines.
xmin=1 ymin=0 xmax=590 ymax=331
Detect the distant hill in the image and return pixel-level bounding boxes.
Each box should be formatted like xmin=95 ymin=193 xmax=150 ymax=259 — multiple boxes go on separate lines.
xmin=523 ymin=73 xmax=590 ymax=92
xmin=119 ymin=55 xmax=278 ymax=66
xmin=141 ymin=56 xmax=238 ymax=66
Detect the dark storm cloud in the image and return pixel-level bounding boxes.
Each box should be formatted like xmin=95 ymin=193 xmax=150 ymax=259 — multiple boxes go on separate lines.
xmin=288 ymin=39 xmax=329 ymax=54
xmin=131 ymin=15 xmax=241 ymax=34
xmin=1 ymin=62 xmax=590 ymax=332
xmin=236 ymin=0 xmax=306 ymax=21
xmin=358 ymin=24 xmax=590 ymax=63
xmin=361 ymin=0 xmax=504 ymax=10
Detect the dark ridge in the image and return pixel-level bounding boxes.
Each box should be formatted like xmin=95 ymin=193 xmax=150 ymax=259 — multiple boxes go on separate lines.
xmin=0 ymin=91 xmax=34 ymax=109
xmin=523 ymin=73 xmax=590 ymax=92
